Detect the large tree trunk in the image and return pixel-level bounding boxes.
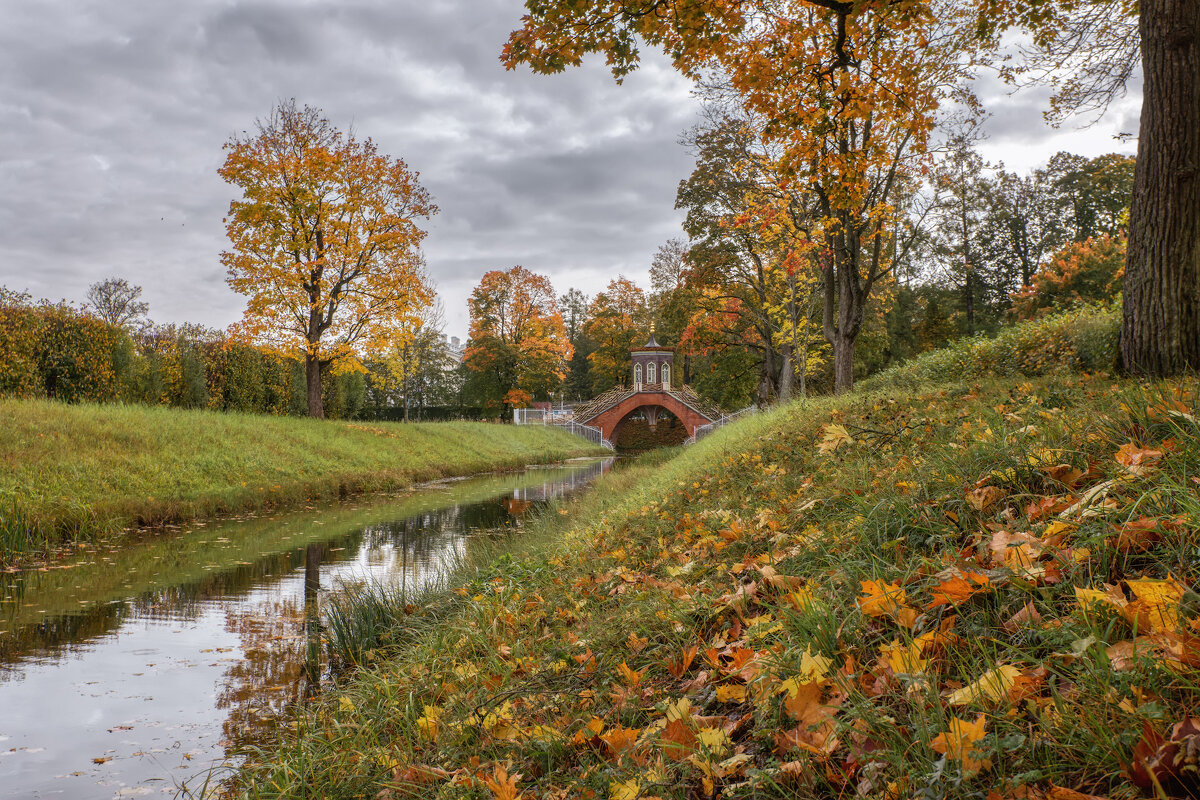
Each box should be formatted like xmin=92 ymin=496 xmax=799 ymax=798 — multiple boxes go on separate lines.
xmin=964 ymin=266 xmax=976 ymax=337
xmin=305 ymin=351 xmax=324 ymax=418
xmin=832 ymin=333 xmax=854 ymax=394
xmin=778 ymin=344 xmax=794 ymax=403
xmin=1122 ymin=0 xmax=1200 ymax=375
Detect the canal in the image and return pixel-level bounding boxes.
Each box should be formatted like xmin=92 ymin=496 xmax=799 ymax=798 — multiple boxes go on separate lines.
xmin=0 ymin=457 xmax=614 ymax=798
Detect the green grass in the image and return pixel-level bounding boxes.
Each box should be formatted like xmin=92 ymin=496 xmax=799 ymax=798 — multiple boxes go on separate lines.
xmin=230 ymin=372 xmax=1200 ymax=800
xmin=861 ymin=301 xmax=1119 ymax=392
xmin=0 ymin=399 xmax=602 ymax=562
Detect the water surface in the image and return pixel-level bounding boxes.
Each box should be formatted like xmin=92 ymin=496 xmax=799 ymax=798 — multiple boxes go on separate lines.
xmin=0 ymin=458 xmax=613 ymax=798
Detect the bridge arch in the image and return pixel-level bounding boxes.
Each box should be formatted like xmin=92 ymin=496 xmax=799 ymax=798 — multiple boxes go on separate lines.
xmin=578 ymin=390 xmax=716 ymax=441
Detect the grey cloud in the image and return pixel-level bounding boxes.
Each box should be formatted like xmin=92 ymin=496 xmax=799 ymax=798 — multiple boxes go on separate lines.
xmin=0 ymin=0 xmax=1142 ymax=337
xmin=0 ymin=0 xmax=701 ymax=335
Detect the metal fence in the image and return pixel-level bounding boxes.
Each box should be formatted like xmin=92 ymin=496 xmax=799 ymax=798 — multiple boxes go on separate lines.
xmin=685 ymin=405 xmax=758 ymax=446
xmin=513 ymin=408 xmax=614 ymax=450
xmin=512 ymin=407 xmax=575 ymax=425
xmin=551 ymin=421 xmax=614 ymax=450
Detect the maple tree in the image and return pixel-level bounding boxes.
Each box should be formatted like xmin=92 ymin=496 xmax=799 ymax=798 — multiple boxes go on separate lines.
xmin=678 ymin=113 xmax=827 ymax=401
xmin=463 ymin=265 xmax=571 ymax=410
xmin=219 ymin=100 xmax=435 ymax=418
xmin=1011 ymin=234 xmax=1125 ymax=320
xmin=505 ymin=1 xmax=982 ymax=393
xmin=583 ymin=277 xmax=649 ymax=393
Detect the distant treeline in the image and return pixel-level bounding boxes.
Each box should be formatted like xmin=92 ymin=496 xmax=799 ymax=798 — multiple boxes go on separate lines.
xmin=0 ymin=292 xmax=489 ymax=421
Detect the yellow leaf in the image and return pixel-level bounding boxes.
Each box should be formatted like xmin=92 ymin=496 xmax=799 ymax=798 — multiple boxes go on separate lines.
xmin=696 ymin=726 xmax=731 ymax=757
xmin=818 ymin=423 xmax=854 ymax=454
xmin=664 ymin=697 xmax=692 ymax=722
xmin=881 ymin=639 xmax=928 ymax=675
xmin=609 ymin=778 xmax=641 ymax=800
xmin=1125 ymin=576 xmax=1188 ymax=632
xmin=715 ymin=684 xmax=747 ymax=703
xmin=930 ymin=714 xmax=990 ymax=776
xmin=416 ymin=704 xmax=442 ymax=742
xmin=946 ymin=665 xmax=1021 ymax=706
xmin=798 ymin=646 xmax=833 ymax=682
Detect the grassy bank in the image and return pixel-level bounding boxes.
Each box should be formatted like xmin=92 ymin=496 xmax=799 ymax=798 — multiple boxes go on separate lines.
xmin=0 ymin=399 xmax=603 ymax=561
xmin=233 ymin=371 xmax=1199 ymax=799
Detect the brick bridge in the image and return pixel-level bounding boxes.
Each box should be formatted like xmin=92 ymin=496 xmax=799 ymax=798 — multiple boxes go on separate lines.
xmin=569 ymin=332 xmax=722 ymax=443
xmin=573 ymin=382 xmax=720 ymax=442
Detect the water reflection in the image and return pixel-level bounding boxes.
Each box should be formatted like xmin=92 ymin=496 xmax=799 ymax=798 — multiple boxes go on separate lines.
xmin=0 ymin=457 xmax=612 ymax=799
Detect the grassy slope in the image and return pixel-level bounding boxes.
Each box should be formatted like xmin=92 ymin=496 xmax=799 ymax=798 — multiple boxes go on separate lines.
xmin=235 ymin=372 xmax=1200 ymax=800
xmin=0 ymin=399 xmax=602 ymax=559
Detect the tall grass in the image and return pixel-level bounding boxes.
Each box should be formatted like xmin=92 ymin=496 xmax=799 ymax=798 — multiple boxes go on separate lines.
xmin=231 ymin=372 xmax=1200 ymax=799
xmin=861 ymin=302 xmax=1119 ymax=392
xmin=0 ymin=399 xmax=602 ymax=561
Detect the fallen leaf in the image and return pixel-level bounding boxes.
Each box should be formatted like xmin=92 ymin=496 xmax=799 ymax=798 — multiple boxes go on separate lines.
xmin=617 ymin=661 xmax=644 ymax=686
xmin=1111 ymin=518 xmax=1166 ymax=553
xmin=1126 ymin=718 xmax=1200 ymax=795
xmin=967 ymin=485 xmax=1005 ymax=513
xmin=600 ymin=726 xmax=641 ymax=760
xmin=1003 ymin=602 xmax=1043 ymax=632
xmin=946 ymin=665 xmax=1022 ymax=706
xmin=858 ymin=580 xmax=910 ymax=620
xmin=928 ymin=571 xmax=991 ymax=608
xmin=667 ymin=644 xmax=698 ymax=678
xmin=931 ymin=714 xmax=990 ymax=776
xmin=818 ymin=423 xmax=854 ymax=455
xmin=881 ymin=638 xmax=928 ymax=676
xmin=1115 ymin=443 xmax=1164 ymax=475
xmin=609 ymin=777 xmax=641 ymax=800
xmin=661 ymin=718 xmax=697 ymax=762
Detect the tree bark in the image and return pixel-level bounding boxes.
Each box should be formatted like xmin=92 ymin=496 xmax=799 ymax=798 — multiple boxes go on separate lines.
xmin=305 ymin=351 xmax=324 ymax=418
xmin=964 ymin=266 xmax=976 ymax=337
xmin=1122 ymin=0 xmax=1200 ymax=375
xmin=778 ymin=344 xmax=795 ymax=403
xmin=832 ymin=332 xmax=854 ymax=393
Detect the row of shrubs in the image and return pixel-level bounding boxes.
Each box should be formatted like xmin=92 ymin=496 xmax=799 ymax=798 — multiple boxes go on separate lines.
xmin=860 ymin=302 xmax=1121 ymax=392
xmin=0 ymin=298 xmax=369 ymax=418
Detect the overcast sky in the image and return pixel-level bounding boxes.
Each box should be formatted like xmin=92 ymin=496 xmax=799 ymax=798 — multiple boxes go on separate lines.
xmin=0 ymin=1 xmax=1140 ymax=339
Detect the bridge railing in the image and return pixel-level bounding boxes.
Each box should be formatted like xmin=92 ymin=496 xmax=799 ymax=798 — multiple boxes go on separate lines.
xmin=513 ymin=408 xmax=614 ymax=450
xmin=685 ymin=405 xmax=758 ymax=446
xmin=552 ymin=421 xmax=615 ymax=450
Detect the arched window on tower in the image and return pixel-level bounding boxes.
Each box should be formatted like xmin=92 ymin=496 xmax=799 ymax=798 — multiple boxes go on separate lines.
xmin=634 ymin=363 xmax=642 ymax=385
xmin=647 ymin=362 xmax=656 ymax=384
xmin=661 ymin=363 xmax=670 ymax=387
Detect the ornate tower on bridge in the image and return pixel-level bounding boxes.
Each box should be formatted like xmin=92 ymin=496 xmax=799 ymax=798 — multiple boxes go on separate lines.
xmin=630 ymin=325 xmax=674 ymax=388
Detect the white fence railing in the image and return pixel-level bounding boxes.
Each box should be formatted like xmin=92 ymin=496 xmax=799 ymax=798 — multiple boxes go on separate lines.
xmin=685 ymin=405 xmax=758 ymax=446
xmin=513 ymin=407 xmax=575 ymax=425
xmin=552 ymin=421 xmax=614 ymax=450
xmin=513 ymin=408 xmax=614 ymax=450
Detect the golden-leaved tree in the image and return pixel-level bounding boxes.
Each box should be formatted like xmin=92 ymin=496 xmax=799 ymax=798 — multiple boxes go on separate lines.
xmin=584 ymin=277 xmax=650 ymax=393
xmin=219 ymin=100 xmax=436 ymax=418
xmin=505 ymin=1 xmax=980 ymax=392
xmin=464 ymin=266 xmax=571 ymax=410
xmin=506 ymin=0 xmax=1198 ymax=380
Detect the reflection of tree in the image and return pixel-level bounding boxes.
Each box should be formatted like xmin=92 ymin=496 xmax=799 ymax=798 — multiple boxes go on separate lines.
xmin=3 ymin=457 xmax=619 ymax=749
xmin=216 ymin=544 xmax=329 ymax=753
xmin=215 ymin=593 xmax=309 ymax=751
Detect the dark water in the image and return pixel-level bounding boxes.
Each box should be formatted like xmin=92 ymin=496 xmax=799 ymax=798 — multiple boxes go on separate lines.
xmin=0 ymin=458 xmax=613 ymax=799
